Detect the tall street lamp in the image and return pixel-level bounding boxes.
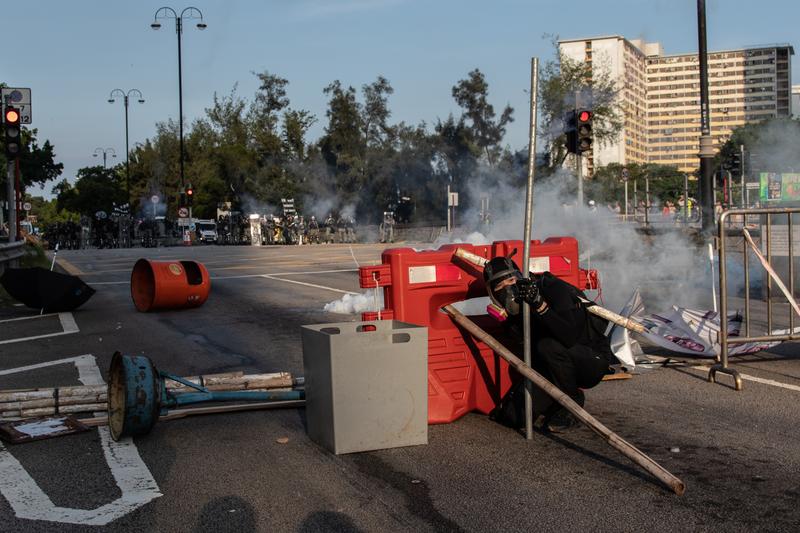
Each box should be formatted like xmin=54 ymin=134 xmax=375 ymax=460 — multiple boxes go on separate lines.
xmin=108 ymin=89 xmax=144 ymax=201
xmin=93 ymin=147 xmax=117 ymax=168
xmin=150 ymin=6 xmax=207 ymax=188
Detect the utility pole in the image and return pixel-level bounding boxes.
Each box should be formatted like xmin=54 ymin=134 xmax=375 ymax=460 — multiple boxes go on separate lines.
xmin=697 ymin=0 xmax=715 ymax=234
xmin=575 ymin=90 xmax=583 ymax=207
xmin=740 ymin=144 xmax=746 ymax=207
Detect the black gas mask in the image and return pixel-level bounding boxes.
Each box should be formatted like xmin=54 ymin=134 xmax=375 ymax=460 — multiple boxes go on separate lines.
xmin=483 ymin=256 xmax=523 ymax=317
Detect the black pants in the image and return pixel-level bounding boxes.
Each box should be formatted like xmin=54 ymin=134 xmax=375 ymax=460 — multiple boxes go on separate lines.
xmin=530 ymin=336 xmax=609 ymax=417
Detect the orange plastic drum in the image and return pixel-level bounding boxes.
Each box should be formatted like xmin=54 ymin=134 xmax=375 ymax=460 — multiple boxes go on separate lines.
xmin=130 ymin=259 xmax=211 ymax=312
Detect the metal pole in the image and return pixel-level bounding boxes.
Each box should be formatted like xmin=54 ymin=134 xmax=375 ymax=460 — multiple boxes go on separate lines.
xmin=740 ymin=144 xmax=745 ymax=207
xmin=624 ymin=181 xmax=629 ymax=221
xmin=521 ymin=57 xmax=539 ymax=441
xmin=15 ymin=159 xmax=20 ymax=238
xmin=633 ymin=179 xmax=638 ymax=221
xmin=124 ymin=95 xmax=131 ymax=203
xmin=697 ymin=0 xmax=715 ymax=234
xmin=446 ymin=183 xmax=451 ymax=231
xmin=6 ymin=162 xmax=16 ymax=241
xmin=644 ymin=176 xmax=650 ymax=227
xmin=575 ymin=91 xmax=583 ymax=206
xmin=684 ymin=174 xmax=689 ymax=224
xmin=176 ymin=16 xmax=185 ymax=188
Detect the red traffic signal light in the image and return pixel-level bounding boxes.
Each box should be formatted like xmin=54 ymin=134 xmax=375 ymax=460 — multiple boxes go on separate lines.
xmin=5 ymin=108 xmax=20 ymax=124
xmin=576 ymin=109 xmax=593 ymax=153
xmin=4 ymin=106 xmax=22 ymax=159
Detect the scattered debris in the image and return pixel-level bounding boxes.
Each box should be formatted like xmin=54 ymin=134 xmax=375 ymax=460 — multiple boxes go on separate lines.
xmin=0 ymin=416 xmax=90 ymax=444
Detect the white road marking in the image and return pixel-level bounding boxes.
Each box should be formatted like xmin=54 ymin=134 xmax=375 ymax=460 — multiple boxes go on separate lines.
xmin=686 ymin=364 xmax=800 ymax=393
xmin=86 ymin=268 xmax=359 ymax=286
xmin=0 ymin=313 xmax=80 ymax=345
xmin=0 ymin=354 xmax=161 ymax=525
xmin=261 ymin=274 xmax=358 ymax=295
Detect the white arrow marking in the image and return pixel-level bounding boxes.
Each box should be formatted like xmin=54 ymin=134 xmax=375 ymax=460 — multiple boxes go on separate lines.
xmin=0 ymin=354 xmax=161 ymax=525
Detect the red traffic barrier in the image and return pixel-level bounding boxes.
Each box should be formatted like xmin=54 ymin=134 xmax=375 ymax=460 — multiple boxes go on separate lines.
xmin=131 ymin=259 xmax=211 ymax=312
xmin=359 ymin=237 xmax=598 ymax=424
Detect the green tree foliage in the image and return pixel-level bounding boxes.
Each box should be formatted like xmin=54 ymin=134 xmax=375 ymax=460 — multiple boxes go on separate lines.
xmin=57 ymin=166 xmax=126 ymax=217
xmin=451 ymin=69 xmax=514 ymax=166
xmin=714 ymin=117 xmax=800 ymax=174
xmin=590 ymin=163 xmax=691 ymax=206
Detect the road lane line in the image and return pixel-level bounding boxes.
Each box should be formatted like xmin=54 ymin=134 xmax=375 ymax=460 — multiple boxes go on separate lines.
xmin=685 ymin=364 xmax=800 ymax=393
xmin=0 ymin=313 xmax=80 ymax=345
xmin=52 ymin=256 xmax=84 ymax=276
xmin=261 ymin=274 xmax=358 ymax=295
xmin=0 ymin=354 xmax=161 ymax=525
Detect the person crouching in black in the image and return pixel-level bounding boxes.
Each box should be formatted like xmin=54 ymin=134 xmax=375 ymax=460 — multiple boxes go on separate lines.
xmin=484 ymin=256 xmax=619 ymax=432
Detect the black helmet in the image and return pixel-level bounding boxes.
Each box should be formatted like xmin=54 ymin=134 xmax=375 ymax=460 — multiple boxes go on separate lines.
xmin=483 ymin=256 xmax=522 ymax=316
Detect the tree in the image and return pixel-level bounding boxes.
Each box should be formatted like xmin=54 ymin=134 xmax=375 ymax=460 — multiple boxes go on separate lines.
xmin=590 ymin=163 xmax=690 ymax=206
xmin=318 ymin=80 xmax=365 ymax=198
xmin=714 ymin=117 xmax=800 ymax=175
xmin=451 ymin=69 xmax=513 ymax=166
xmin=58 ymin=166 xmax=126 ymax=217
xmin=539 ymin=41 xmax=623 ymax=169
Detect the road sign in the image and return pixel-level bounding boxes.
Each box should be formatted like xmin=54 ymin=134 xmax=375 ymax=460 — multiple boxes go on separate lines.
xmin=1 ymin=88 xmax=32 ymax=124
xmin=150 ymin=195 xmax=160 ymax=204
xmin=22 ymin=202 xmax=31 ymax=211
xmin=621 ymin=168 xmax=630 ymax=181
xmin=178 ymin=207 xmax=189 ymax=218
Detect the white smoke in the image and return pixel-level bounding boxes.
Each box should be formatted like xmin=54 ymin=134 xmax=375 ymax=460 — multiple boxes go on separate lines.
xmin=444 ymin=163 xmax=713 ymax=313
xmin=324 ymin=290 xmax=384 ymax=314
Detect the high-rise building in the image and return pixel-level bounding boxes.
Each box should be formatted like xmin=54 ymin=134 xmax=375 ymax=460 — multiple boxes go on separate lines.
xmin=793 ymin=84 xmax=800 ymax=118
xmin=559 ymin=36 xmax=794 ymax=174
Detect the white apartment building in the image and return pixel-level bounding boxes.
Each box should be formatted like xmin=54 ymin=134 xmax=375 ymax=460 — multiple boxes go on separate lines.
xmin=559 ymin=36 xmax=793 ymax=174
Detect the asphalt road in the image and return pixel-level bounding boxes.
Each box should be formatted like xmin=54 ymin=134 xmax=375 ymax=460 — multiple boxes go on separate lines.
xmin=1 ymin=243 xmax=799 ymax=532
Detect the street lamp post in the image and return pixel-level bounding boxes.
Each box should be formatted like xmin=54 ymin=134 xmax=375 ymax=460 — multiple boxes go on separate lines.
xmin=93 ymin=147 xmax=117 ymax=168
xmin=108 ymin=89 xmax=144 ymax=202
xmin=151 ymin=6 xmax=207 ymax=188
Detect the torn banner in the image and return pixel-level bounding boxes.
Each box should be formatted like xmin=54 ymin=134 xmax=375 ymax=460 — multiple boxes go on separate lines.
xmin=609 ymin=289 xmax=782 ymax=367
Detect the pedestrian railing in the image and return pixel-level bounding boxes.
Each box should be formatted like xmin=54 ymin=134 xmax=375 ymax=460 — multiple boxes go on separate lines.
xmin=710 ymin=207 xmax=800 ymax=390
xmin=0 ymin=240 xmax=25 ymax=273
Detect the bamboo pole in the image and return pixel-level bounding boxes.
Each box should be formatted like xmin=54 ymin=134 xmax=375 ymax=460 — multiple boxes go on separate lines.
xmin=443 ymin=304 xmax=686 ymax=496
xmin=79 ymin=400 xmax=306 ymax=428
xmin=1 ymin=372 xmax=300 ymax=419
xmin=452 ymin=248 xmax=647 ymax=334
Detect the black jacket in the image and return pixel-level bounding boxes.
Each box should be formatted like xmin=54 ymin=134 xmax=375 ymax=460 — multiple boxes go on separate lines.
xmin=514 ymin=272 xmax=615 ymax=363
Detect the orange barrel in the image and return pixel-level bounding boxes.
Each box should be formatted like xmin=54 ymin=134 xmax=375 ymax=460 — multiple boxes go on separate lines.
xmin=130 ymin=259 xmax=211 ymax=312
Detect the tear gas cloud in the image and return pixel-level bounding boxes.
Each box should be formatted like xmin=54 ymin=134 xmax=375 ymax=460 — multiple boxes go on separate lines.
xmin=324 ymin=291 xmax=384 ymax=315
xmin=450 ymin=164 xmax=713 ymax=313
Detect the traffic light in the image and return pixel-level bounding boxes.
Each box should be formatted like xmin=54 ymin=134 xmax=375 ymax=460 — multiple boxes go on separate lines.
xmin=4 ymin=106 xmax=22 ymax=159
xmin=564 ymin=111 xmax=577 ymax=154
xmin=729 ymin=152 xmax=742 ymax=177
xmin=179 ymin=192 xmax=187 ymax=207
xmin=185 ymin=184 xmax=193 ymax=206
xmin=576 ymin=109 xmax=593 ymax=153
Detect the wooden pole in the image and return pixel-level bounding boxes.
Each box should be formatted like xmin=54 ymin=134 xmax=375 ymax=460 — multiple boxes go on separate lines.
xmin=443 ymin=304 xmax=685 ymax=496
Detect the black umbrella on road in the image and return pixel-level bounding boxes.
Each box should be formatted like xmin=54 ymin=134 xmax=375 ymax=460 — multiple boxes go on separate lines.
xmin=0 ymin=267 xmax=95 ymax=312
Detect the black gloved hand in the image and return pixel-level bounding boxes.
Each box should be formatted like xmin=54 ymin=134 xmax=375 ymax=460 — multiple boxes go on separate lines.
xmin=515 ymin=278 xmax=543 ymax=308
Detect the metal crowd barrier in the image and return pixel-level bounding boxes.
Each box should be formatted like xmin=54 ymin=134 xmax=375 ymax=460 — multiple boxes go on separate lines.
xmin=710 ymin=207 xmax=800 ymax=390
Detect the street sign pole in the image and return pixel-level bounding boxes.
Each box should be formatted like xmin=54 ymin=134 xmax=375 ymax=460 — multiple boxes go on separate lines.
xmin=6 ymin=161 xmax=15 ymax=242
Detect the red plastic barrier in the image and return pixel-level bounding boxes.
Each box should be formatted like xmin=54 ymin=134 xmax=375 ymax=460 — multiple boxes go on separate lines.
xmin=359 ymin=237 xmax=598 ymax=424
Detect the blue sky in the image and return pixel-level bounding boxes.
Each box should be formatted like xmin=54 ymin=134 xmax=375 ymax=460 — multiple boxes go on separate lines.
xmin=3 ymin=0 xmax=798 ymax=197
